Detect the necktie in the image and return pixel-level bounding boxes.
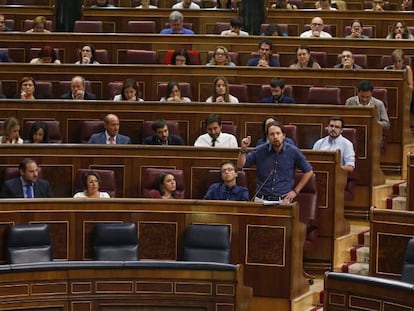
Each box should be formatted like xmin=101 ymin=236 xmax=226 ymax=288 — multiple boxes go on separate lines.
xmin=26 ymin=183 xmax=33 ymax=198
xmin=109 ymin=137 xmax=115 ymax=144
xmin=211 ymin=137 xmax=216 ymax=147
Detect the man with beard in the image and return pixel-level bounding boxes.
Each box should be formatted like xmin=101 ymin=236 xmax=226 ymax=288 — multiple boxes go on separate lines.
xmin=204 ymin=160 xmax=249 ymax=201
xmin=312 ymin=116 xmax=355 ymax=172
xmin=237 ymin=121 xmax=313 ymax=203
xmin=143 ymin=119 xmax=185 ymax=145
xmin=194 ymin=114 xmax=238 ymax=148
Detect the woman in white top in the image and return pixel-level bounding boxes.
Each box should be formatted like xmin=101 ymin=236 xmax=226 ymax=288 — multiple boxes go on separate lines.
xmin=73 ymin=171 xmax=110 ymax=198
xmin=136 ymin=0 xmax=158 ymax=8
xmin=160 ymin=81 xmax=191 ymax=102
xmin=0 ymin=117 xmax=23 ymax=144
xmin=206 ymin=76 xmax=239 ymax=103
xmin=75 ymin=45 xmax=100 ymax=64
xmin=113 ymin=78 xmax=144 ymax=101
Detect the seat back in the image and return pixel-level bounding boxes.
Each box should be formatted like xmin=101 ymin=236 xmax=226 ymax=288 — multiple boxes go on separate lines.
xmin=260 ymin=84 xmax=293 ymax=99
xmin=141 ymin=168 xmax=185 ymax=198
xmin=293 ymin=173 xmax=318 ymax=251
xmin=157 ymin=82 xmax=192 ymax=99
xmin=23 ymin=120 xmax=62 ymax=143
xmin=108 ymin=81 xmax=123 ymax=99
xmin=284 ymin=124 xmax=298 ymax=145
xmin=127 ymin=20 xmax=156 ymax=33
xmin=6 ymin=224 xmax=52 ymax=264
xmin=75 ymin=168 xmax=116 ymax=197
xmin=221 ymin=123 xmax=238 ymax=138
xmin=215 ymin=22 xmax=230 ymax=34
xmin=206 ymin=170 xmax=247 ymax=193
xmin=142 ymin=120 xmax=180 ymax=141
xmin=372 ymin=88 xmax=388 ymax=109
xmin=125 ymin=49 xmax=158 ymax=64
xmin=310 ymin=51 xmax=327 ymax=68
xmin=307 ymin=87 xmax=341 ymax=105
xmin=23 ymin=19 xmax=53 ymax=32
xmin=95 ymin=49 xmax=109 ymax=63
xmin=74 ymin=21 xmax=103 ymax=33
xmin=401 ymin=238 xmax=414 ymax=284
xmin=80 ymin=120 xmax=105 ymax=143
xmin=93 ymin=223 xmax=139 ymax=261
xmin=381 ymin=55 xmax=412 ymax=68
xmin=182 ymin=223 xmax=231 ymax=263
xmin=228 ymin=84 xmax=248 ymax=102
xmin=34 ymin=81 xmax=53 ymax=99
xmin=342 ymin=127 xmax=360 ymax=201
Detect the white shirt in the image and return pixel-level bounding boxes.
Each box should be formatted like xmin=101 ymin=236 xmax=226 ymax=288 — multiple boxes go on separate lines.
xmin=136 ymin=4 xmax=158 ymax=8
xmin=113 ymin=94 xmax=144 ymax=101
xmin=172 ymin=1 xmax=200 ymax=9
xmin=194 ymin=132 xmax=238 ymax=148
xmin=220 ymin=29 xmax=249 ymax=36
xmin=300 ymin=30 xmax=332 ymax=38
xmin=206 ymin=94 xmax=239 ymax=103
xmin=0 ymin=137 xmax=23 ymax=144
xmin=312 ymin=134 xmax=355 ymax=167
xmin=73 ymin=191 xmax=110 ymax=198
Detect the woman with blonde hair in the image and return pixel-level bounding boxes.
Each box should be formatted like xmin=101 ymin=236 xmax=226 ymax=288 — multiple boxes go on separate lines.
xmin=26 ymin=16 xmax=51 ymax=33
xmin=206 ymin=46 xmax=236 ymax=66
xmin=0 ymin=117 xmax=23 ymax=144
xmin=206 ymin=76 xmax=239 ymax=103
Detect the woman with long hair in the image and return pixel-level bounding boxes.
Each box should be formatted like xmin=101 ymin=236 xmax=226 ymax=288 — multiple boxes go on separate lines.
xmin=386 ymin=20 xmax=414 ymax=39
xmin=0 ymin=117 xmax=23 ymax=144
xmin=113 ymin=79 xmax=144 ymax=101
xmin=160 ymin=81 xmax=191 ymax=102
xmin=27 ymin=121 xmax=49 ymax=143
xmin=149 ymin=172 xmax=179 ymax=199
xmin=206 ymin=76 xmax=239 ymax=103
xmin=75 ymin=44 xmax=100 ymax=64
xmin=289 ymin=46 xmax=321 ymax=69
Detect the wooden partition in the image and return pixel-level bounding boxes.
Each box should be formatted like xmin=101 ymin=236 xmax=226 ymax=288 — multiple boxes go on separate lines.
xmin=370 ymin=208 xmax=414 ymax=279
xmin=0 ymin=5 xmax=56 ymax=31
xmin=0 ymin=199 xmax=308 ymax=301
xmin=0 ymin=261 xmax=250 ymax=311
xmin=407 ymin=152 xmax=414 ymax=210
xmin=0 ymin=145 xmax=347 ymax=271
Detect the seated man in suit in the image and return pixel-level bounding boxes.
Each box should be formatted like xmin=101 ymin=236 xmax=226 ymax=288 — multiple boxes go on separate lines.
xmin=143 ymin=119 xmax=185 ymax=145
xmin=60 ymin=75 xmax=96 ymax=100
xmin=88 ymin=114 xmax=131 ymax=144
xmin=204 ymin=160 xmax=249 ymax=201
xmin=0 ymin=158 xmax=53 ymax=198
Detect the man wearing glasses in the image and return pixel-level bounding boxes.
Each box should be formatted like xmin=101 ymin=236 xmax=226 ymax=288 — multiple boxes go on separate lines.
xmin=300 ymin=17 xmax=332 ymax=38
xmin=334 ymin=51 xmax=362 ymax=69
xmin=312 ymin=116 xmax=355 ymax=172
xmin=204 ymin=160 xmax=249 ymax=201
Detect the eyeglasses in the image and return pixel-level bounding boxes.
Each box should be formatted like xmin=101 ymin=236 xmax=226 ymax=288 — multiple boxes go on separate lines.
xmin=82 ymin=49 xmax=91 ymax=52
xmin=220 ymin=168 xmax=235 ymax=173
xmin=311 ymin=23 xmax=323 ymax=26
xmin=215 ymin=52 xmax=226 ymax=56
xmin=341 ymin=54 xmax=352 ymax=58
xmin=328 ymin=124 xmax=342 ymax=129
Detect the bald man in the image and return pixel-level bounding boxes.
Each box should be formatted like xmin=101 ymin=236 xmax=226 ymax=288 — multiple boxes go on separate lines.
xmin=300 ymin=17 xmax=332 ymax=38
xmin=88 ymin=114 xmax=131 ymax=144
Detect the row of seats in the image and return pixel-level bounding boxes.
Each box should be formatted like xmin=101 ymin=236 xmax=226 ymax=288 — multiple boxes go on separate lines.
xmin=5 ymin=222 xmax=232 ymax=263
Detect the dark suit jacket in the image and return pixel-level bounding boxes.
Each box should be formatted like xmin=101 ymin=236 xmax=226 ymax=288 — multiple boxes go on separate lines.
xmin=261 ymin=95 xmax=296 ymax=104
xmin=0 ymin=51 xmax=13 ymax=63
xmin=143 ymin=134 xmax=185 ymax=145
xmin=88 ymin=132 xmax=131 ymax=144
xmin=60 ymin=91 xmax=96 ymax=100
xmin=1 ymin=178 xmax=53 ymax=198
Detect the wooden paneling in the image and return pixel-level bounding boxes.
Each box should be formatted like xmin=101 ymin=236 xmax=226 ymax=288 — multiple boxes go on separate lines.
xmin=0 ymin=199 xmax=308 ymax=300
xmin=0 ymin=5 xmax=55 ymax=31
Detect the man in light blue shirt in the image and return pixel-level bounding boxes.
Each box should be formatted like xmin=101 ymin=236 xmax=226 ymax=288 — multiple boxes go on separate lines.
xmin=312 ymin=116 xmax=355 ymax=172
xmin=160 ymin=11 xmax=195 ymax=34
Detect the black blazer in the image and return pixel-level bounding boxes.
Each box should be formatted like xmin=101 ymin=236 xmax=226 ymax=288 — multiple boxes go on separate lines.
xmin=0 ymin=178 xmax=53 ymax=198
xmin=143 ymin=134 xmax=185 ymax=145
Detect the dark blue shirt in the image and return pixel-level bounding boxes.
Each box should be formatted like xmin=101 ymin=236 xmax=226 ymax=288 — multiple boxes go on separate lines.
xmin=204 ymin=183 xmax=249 ymax=201
xmin=256 ymin=137 xmax=295 ymax=146
xmin=260 ymin=95 xmax=296 ymax=104
xmin=245 ymin=142 xmax=312 ymax=196
xmin=246 ymin=57 xmax=280 ymax=67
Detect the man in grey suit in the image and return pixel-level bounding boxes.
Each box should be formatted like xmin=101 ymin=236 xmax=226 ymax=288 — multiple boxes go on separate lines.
xmin=88 ymin=114 xmax=131 ymax=144
xmin=1 ymin=158 xmax=53 ymax=198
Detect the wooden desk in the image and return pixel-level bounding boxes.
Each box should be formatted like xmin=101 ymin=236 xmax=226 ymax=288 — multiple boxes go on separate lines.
xmin=0 ymin=261 xmax=250 ymax=311
xmin=370 ymin=208 xmax=414 ymax=279
xmin=0 ymin=145 xmax=347 ymax=272
xmin=0 ymin=199 xmax=308 ymax=301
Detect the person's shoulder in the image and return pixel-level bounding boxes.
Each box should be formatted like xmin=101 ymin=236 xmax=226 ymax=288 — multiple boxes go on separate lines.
xmin=240 ymin=30 xmax=249 ymax=36
xmin=247 ymin=57 xmax=259 ymax=66
xmin=345 ymin=96 xmax=357 ymax=105
xmin=333 ymin=63 xmax=342 ymax=68
xmin=261 ymin=96 xmax=273 ymax=103
xmin=73 ymin=192 xmax=84 ymax=198
xmin=229 ymin=94 xmax=239 ymax=103
xmin=183 ymin=28 xmax=195 ymax=34
xmin=100 ymin=192 xmax=110 ymax=198
xmin=160 ymin=28 xmax=171 ymax=34
xmin=282 ymin=95 xmax=296 ymax=103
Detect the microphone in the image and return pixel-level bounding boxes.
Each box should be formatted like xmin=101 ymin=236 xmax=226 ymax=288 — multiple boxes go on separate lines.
xmin=250 ymin=169 xmax=275 ymax=201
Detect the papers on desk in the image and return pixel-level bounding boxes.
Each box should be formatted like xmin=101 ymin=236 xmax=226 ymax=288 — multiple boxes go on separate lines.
xmin=253 ymin=196 xmax=282 ymax=206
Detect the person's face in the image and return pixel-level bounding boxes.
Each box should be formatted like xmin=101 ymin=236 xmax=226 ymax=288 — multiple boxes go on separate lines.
xmin=156 ymin=125 xmax=169 ymax=142
xmin=21 ymin=80 xmax=35 ymax=95
xmin=259 ymin=43 xmax=271 ymax=59
xmin=327 ymin=120 xmax=343 ymax=138
xmin=220 ymin=163 xmax=237 ymax=183
xmin=271 ymin=85 xmax=283 ymax=97
xmin=207 ymin=121 xmax=221 ymax=139
xmin=40 ymin=56 xmax=52 ymax=63
xmin=170 ymin=19 xmax=183 ymax=33
xmin=97 ymin=0 xmax=108 ymax=5
xmin=33 ymin=22 xmax=45 ymax=32
xmin=86 ymin=175 xmax=99 ymax=193
xmin=395 ymin=22 xmax=405 ymax=34
xmin=71 ymin=78 xmax=85 ymax=94
xmin=351 ymin=22 xmax=362 ymax=37
xmin=9 ymin=125 xmax=20 ymax=140
xmin=311 ymin=18 xmax=324 ymax=33
xmin=297 ymin=48 xmax=310 ymax=66
xmin=0 ymin=16 xmax=6 ymax=31
xmin=393 ymin=56 xmax=404 ymax=69
xmin=320 ymin=0 xmax=331 ymax=9
xmin=341 ymin=51 xmax=354 ymax=65
xmin=174 ymin=55 xmax=187 ymax=65
xmin=403 ymin=0 xmax=412 ymax=8
xmin=104 ymin=115 xmax=120 ymax=137
xmin=32 ymin=128 xmax=44 ymax=143
xmin=20 ymin=162 xmax=39 ymax=183
xmin=81 ymin=46 xmax=92 ymax=59
xmin=215 ymin=79 xmax=227 ymax=95
xmin=230 ymin=26 xmax=240 ymax=34
xmin=214 ymin=49 xmax=227 ymax=64
xmin=163 ymin=174 xmax=176 ymax=193
xmin=358 ymin=90 xmax=372 ymax=105
xmin=169 ymin=85 xmax=181 ymax=98
xmin=267 ymin=125 xmax=285 ymax=149
xmin=124 ymin=86 xmax=137 ymax=100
